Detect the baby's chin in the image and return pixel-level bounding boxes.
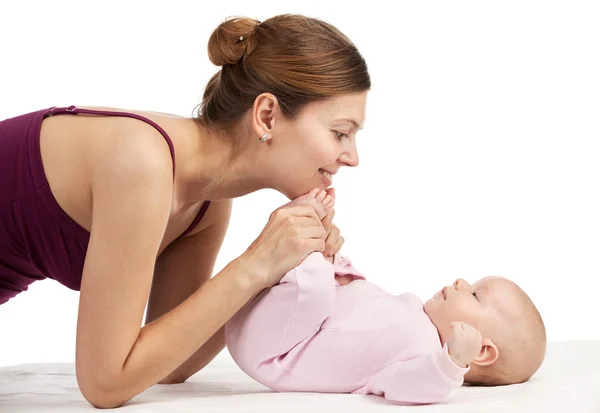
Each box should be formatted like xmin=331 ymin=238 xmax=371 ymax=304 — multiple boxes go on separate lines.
xmin=422 ymin=291 xmax=443 ymax=312
xmin=422 ymin=299 xmax=436 ymax=321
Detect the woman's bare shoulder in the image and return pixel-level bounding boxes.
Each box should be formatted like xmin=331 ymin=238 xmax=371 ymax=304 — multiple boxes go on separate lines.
xmin=76 ymin=105 xmax=186 ymax=120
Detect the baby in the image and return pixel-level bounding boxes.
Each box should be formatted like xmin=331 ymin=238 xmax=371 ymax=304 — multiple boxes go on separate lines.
xmin=225 ymin=189 xmax=547 ymax=405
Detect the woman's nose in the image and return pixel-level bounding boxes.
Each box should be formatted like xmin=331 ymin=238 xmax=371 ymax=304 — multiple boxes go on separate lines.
xmin=339 ymin=143 xmax=359 ymax=167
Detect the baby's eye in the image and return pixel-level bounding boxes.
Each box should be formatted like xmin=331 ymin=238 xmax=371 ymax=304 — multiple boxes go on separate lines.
xmin=472 ymin=291 xmax=479 ymax=301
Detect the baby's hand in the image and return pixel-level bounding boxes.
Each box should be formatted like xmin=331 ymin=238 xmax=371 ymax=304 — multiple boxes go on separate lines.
xmin=447 ymin=322 xmax=483 ymax=368
xmin=320 ymin=188 xmax=343 ymax=259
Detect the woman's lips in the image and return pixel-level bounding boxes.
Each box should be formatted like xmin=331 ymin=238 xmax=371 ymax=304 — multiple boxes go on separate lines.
xmin=318 ymin=169 xmax=332 ymax=186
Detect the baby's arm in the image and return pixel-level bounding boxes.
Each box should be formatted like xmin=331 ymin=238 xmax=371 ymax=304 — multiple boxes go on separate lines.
xmin=363 ymin=344 xmax=469 ymax=405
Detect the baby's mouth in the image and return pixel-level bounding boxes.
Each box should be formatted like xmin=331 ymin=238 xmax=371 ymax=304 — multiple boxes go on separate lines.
xmin=433 ymin=289 xmax=446 ymax=300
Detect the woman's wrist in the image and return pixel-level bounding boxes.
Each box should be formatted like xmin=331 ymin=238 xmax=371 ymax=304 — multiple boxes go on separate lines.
xmin=232 ymin=252 xmax=269 ymax=294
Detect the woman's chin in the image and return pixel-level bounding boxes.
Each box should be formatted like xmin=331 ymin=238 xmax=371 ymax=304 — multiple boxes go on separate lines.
xmin=282 ymin=184 xmax=314 ymax=200
xmin=278 ymin=175 xmax=325 ymax=200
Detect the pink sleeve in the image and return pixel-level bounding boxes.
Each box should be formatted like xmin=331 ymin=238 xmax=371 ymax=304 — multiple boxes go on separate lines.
xmin=363 ymin=344 xmax=469 ymax=405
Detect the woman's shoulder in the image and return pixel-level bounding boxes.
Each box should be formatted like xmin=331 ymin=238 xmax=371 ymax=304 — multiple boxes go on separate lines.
xmin=69 ymin=105 xmax=190 ymax=144
xmin=75 ymin=105 xmax=184 ymax=119
xmin=62 ymin=105 xmax=192 ymax=174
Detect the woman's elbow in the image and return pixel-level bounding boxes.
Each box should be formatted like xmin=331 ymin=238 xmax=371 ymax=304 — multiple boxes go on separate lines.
xmin=77 ymin=372 xmax=130 ymax=409
xmin=81 ymin=388 xmax=127 ymax=409
xmin=158 ymin=374 xmax=188 ymax=385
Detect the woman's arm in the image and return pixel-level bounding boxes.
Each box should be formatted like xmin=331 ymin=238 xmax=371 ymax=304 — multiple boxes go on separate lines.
xmin=75 ymin=133 xmax=261 ymax=408
xmin=145 ymin=199 xmax=233 ymax=384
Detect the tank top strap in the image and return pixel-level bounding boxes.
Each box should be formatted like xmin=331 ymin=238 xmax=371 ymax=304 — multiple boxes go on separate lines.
xmin=46 ymin=105 xmax=176 ymax=178
xmin=177 ymin=201 xmax=211 ymax=239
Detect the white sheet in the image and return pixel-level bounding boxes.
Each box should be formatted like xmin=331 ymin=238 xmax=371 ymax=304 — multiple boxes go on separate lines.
xmin=1 ymin=341 xmax=599 ymax=412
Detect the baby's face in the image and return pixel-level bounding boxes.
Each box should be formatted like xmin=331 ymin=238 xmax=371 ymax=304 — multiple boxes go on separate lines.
xmin=424 ymin=276 xmax=516 ymax=345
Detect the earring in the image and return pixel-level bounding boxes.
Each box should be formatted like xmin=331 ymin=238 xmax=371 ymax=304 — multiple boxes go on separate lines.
xmin=260 ymin=132 xmax=270 ymax=142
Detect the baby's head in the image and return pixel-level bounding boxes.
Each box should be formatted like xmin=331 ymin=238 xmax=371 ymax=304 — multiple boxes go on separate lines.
xmin=424 ymin=276 xmax=546 ymax=386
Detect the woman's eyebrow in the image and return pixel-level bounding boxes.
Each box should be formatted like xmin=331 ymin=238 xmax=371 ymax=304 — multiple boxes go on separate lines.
xmin=334 ymin=118 xmax=363 ymax=130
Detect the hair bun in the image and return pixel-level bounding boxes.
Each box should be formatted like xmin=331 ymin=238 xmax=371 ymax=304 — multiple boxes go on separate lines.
xmin=208 ymin=17 xmax=260 ymax=66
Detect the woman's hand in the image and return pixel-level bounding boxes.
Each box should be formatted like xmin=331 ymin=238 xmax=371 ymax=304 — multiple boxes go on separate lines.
xmin=241 ymin=204 xmax=326 ymax=290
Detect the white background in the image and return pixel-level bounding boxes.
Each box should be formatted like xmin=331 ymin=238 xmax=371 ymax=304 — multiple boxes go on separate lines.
xmin=1 ymin=0 xmax=598 ymax=367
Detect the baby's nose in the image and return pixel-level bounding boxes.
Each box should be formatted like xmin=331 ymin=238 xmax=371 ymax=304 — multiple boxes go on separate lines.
xmin=453 ymin=278 xmax=467 ymax=289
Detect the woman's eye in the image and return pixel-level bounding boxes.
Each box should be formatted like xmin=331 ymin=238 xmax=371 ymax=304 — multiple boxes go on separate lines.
xmin=334 ymin=131 xmax=348 ymax=140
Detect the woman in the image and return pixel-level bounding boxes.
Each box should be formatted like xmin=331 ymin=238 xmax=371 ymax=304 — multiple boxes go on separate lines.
xmin=0 ymin=14 xmax=370 ymax=408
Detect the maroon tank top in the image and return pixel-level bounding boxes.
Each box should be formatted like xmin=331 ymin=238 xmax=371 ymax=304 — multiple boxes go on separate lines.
xmin=0 ymin=106 xmax=210 ymax=305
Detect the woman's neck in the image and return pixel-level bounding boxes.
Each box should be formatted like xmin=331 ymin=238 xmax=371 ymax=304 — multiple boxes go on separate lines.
xmin=172 ymin=119 xmax=270 ymax=207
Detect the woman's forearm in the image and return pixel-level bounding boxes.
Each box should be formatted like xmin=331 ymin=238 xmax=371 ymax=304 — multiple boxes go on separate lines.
xmin=157 ymin=326 xmax=226 ymax=385
xmin=92 ymin=257 xmax=260 ymax=407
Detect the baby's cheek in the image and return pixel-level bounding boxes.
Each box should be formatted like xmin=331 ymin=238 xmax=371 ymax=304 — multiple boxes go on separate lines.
xmin=451 ymin=303 xmax=484 ymax=329
xmin=453 ymin=303 xmax=475 ymax=322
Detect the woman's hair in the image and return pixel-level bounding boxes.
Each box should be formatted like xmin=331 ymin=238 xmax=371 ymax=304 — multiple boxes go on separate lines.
xmin=195 ymin=14 xmax=371 ymax=134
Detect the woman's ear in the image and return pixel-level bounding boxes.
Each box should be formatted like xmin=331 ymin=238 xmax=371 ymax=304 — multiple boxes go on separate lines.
xmin=252 ymin=93 xmax=279 ymax=138
xmin=472 ymin=337 xmax=499 ymax=367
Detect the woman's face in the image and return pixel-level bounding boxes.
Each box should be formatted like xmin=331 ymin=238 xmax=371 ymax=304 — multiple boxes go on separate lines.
xmin=272 ymin=91 xmax=368 ymax=199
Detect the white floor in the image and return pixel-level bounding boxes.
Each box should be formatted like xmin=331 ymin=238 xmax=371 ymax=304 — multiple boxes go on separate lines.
xmin=1 ymin=341 xmax=599 ymax=412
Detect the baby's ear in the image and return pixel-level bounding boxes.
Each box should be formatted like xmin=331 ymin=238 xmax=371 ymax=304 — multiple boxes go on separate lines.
xmin=472 ymin=337 xmax=499 ymax=366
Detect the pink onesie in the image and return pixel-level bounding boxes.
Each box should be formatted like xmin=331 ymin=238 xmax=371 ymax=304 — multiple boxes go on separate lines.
xmin=225 ymin=252 xmax=469 ymax=405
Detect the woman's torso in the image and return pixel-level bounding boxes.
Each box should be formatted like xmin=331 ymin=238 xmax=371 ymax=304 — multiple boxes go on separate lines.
xmin=0 ymin=106 xmax=210 ymax=303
